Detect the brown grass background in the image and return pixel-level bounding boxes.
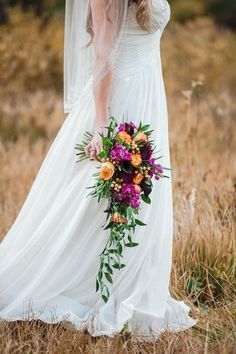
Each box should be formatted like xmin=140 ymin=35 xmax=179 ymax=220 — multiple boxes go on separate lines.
xmin=0 ymin=8 xmax=235 ymax=354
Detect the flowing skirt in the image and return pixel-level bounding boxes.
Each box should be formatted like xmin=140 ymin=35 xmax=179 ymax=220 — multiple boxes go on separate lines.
xmin=0 ymin=57 xmax=196 ymax=338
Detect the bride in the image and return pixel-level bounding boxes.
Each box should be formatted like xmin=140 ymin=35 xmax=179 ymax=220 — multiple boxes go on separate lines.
xmin=0 ymin=0 xmax=196 ymax=338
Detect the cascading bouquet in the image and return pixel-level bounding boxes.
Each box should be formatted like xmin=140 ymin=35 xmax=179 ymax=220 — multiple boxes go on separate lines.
xmin=75 ymin=115 xmax=169 ymax=302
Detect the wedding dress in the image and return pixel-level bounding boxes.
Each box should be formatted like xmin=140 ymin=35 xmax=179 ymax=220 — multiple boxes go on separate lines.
xmin=0 ymin=0 xmax=196 ymax=338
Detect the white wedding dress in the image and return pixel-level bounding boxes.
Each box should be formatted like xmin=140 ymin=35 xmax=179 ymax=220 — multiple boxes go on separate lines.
xmin=0 ymin=1 xmax=196 ymax=338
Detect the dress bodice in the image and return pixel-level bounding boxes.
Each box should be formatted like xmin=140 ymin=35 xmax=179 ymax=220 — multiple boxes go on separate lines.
xmin=114 ymin=0 xmax=171 ymax=78
xmin=126 ymin=0 xmax=170 ymax=34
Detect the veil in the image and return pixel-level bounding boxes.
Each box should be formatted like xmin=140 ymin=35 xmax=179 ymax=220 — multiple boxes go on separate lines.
xmin=64 ymin=0 xmax=129 ymax=114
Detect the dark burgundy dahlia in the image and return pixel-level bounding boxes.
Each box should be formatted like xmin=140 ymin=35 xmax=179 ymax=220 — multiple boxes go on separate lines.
xmin=115 ymin=160 xmax=136 ymax=184
xmin=140 ymin=178 xmax=152 ymax=196
xmin=140 ymin=144 xmax=153 ymax=160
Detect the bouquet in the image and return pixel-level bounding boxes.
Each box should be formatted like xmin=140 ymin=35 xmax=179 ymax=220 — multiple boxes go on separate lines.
xmin=75 ymin=115 xmax=169 ymax=302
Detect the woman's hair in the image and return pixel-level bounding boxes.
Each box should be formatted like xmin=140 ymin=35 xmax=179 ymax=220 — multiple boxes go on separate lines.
xmin=86 ymin=0 xmax=153 ymax=43
xmin=132 ymin=0 xmax=152 ymax=32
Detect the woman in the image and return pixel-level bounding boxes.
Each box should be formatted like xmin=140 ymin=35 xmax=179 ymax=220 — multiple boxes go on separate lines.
xmin=0 ymin=0 xmax=196 ymax=338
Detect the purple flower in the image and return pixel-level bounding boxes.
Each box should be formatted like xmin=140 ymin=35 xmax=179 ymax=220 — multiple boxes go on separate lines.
xmin=110 ymin=144 xmax=131 ymax=162
xmin=118 ymin=122 xmax=137 ymax=135
xmin=130 ymin=195 xmax=141 ymax=208
xmin=130 ymin=121 xmax=137 ymax=129
xmin=147 ymin=159 xmax=164 ymax=179
xmin=149 ymin=169 xmax=155 ymax=178
xmin=156 ymin=163 xmax=164 ymax=174
xmin=114 ymin=183 xmax=141 ymax=209
xmin=122 ymin=184 xmax=141 ymax=208
xmin=121 ymin=183 xmax=134 ymax=195
xmin=118 ymin=123 xmax=127 ymax=132
xmin=148 ymin=157 xmax=156 ymax=165
xmin=115 ymin=194 xmax=125 ymax=202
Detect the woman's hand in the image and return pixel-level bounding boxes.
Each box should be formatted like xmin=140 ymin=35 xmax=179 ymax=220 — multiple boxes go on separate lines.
xmin=85 ymin=126 xmax=107 ymax=161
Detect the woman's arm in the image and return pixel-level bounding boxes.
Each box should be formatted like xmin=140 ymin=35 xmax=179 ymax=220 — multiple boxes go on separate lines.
xmin=85 ymin=0 xmax=114 ymax=160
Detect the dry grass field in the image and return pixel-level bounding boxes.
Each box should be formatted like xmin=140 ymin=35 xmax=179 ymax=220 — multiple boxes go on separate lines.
xmin=0 ymin=10 xmax=235 ymax=354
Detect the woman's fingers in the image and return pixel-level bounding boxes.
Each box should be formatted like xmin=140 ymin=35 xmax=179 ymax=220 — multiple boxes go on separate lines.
xmin=85 ymin=142 xmax=92 ymax=157
xmin=85 ymin=135 xmax=102 ymax=161
xmin=90 ymin=148 xmax=97 ymax=160
xmin=96 ymin=142 xmax=102 ymax=154
xmin=95 ymin=142 xmax=102 ymax=158
xmin=88 ymin=141 xmax=96 ymax=160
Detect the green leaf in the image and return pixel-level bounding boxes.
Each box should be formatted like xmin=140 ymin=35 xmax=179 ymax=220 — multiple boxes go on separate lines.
xmin=128 ymin=235 xmax=132 ymax=243
xmin=112 ymin=263 xmax=120 ymax=269
xmin=105 ymin=272 xmax=113 ymax=284
xmin=102 ymin=295 xmax=108 ymax=303
xmin=105 ymin=263 xmax=113 ymax=274
xmin=135 ymin=219 xmax=146 ymax=226
xmin=141 ymin=124 xmax=151 ymax=131
xmin=97 ymin=150 xmax=107 ymax=159
xmin=96 ymin=279 xmax=100 ymax=292
xmin=141 ymin=194 xmax=151 ymax=204
xmin=117 ymin=243 xmax=123 ymax=255
xmin=112 ymin=263 xmax=126 ymax=269
xmin=126 ymin=207 xmax=133 ymax=219
xmin=104 ymin=221 xmax=113 ymax=230
xmin=125 ymin=242 xmax=139 ymax=247
xmin=103 ymin=137 xmax=113 ymax=147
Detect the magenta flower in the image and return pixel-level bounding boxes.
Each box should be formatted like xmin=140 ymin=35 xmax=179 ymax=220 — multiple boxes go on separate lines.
xmin=118 ymin=122 xmax=137 ymax=135
xmin=118 ymin=123 xmax=127 ymax=132
xmin=114 ymin=182 xmax=141 ymax=208
xmin=148 ymin=159 xmax=164 ymax=178
xmin=110 ymin=144 xmax=131 ymax=162
xmin=130 ymin=195 xmax=141 ymax=208
xmin=120 ymin=183 xmax=141 ymax=208
xmin=156 ymin=163 xmax=164 ymax=174
xmin=148 ymin=157 xmax=156 ymax=165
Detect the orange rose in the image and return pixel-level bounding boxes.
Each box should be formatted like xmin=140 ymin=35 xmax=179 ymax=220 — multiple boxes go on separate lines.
xmin=99 ymin=161 xmax=115 ymax=181
xmin=131 ymin=153 xmax=142 ymax=167
xmin=111 ymin=212 xmax=128 ymax=224
xmin=133 ymin=131 xmax=148 ymax=143
xmin=117 ymin=131 xmax=132 ymax=144
xmin=133 ymin=172 xmax=144 ymax=184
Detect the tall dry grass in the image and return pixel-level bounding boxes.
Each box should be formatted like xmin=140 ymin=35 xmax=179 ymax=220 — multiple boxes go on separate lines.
xmin=0 ymin=9 xmax=235 ymax=354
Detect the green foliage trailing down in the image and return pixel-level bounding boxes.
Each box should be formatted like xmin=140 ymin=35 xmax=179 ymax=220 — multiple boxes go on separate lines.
xmin=75 ymin=115 xmax=170 ymax=302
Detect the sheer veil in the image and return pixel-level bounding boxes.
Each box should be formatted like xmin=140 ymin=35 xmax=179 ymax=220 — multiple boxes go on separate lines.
xmin=64 ymin=0 xmax=129 ymax=114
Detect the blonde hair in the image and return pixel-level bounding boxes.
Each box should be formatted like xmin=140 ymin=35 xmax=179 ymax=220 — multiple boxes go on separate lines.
xmin=86 ymin=0 xmax=153 ymax=44
xmin=132 ymin=0 xmax=153 ymax=32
